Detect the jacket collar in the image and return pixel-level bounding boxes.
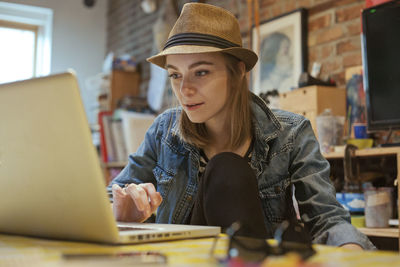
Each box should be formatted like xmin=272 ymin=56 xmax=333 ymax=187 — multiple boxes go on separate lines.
xmin=169 ymin=108 xmax=200 ymax=157
xmin=250 ymin=93 xmax=282 ymax=175
xmin=251 ymin=92 xmax=282 ymax=144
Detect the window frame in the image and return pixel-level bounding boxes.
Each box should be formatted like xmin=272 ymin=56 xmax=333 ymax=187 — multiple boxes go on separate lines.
xmin=0 ymin=19 xmax=38 ymax=78
xmin=0 ymin=2 xmax=53 ymax=77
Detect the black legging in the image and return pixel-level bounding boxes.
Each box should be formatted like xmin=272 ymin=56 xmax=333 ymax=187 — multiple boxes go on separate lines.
xmin=190 ymin=152 xmax=268 ymax=238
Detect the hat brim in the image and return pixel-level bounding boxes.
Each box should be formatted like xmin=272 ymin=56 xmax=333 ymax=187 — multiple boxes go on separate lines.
xmin=147 ymin=45 xmax=258 ymax=72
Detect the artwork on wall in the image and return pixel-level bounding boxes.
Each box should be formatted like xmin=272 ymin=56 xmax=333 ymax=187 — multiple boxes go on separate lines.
xmin=252 ymin=9 xmax=308 ymax=95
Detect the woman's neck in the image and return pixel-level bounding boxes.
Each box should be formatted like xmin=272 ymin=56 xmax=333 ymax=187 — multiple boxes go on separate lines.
xmin=203 ymin=137 xmax=252 ymax=160
xmin=203 ymin=123 xmax=252 ymax=159
xmin=203 ymin=113 xmax=252 ymax=159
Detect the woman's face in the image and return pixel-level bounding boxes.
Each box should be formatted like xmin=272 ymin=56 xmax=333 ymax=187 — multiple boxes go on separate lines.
xmin=166 ymin=52 xmax=229 ymax=125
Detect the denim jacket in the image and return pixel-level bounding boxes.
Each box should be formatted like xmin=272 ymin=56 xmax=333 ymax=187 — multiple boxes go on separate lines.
xmin=110 ymin=94 xmax=374 ymax=249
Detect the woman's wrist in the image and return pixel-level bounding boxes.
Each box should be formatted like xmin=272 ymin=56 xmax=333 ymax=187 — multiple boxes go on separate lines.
xmin=340 ymin=243 xmax=363 ymax=250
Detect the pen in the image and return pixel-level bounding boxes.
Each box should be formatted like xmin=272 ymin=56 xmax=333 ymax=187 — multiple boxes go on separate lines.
xmin=63 ymin=251 xmax=167 ymax=264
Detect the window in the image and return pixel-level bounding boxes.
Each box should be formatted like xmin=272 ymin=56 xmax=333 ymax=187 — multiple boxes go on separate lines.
xmin=0 ymin=2 xmax=52 ymax=84
xmin=0 ymin=21 xmax=37 ymax=83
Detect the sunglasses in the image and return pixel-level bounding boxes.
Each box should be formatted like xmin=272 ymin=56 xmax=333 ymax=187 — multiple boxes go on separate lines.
xmin=211 ymin=220 xmax=316 ymax=264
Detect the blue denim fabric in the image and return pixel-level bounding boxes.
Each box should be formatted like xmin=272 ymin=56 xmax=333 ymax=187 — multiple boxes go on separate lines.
xmin=109 ymin=94 xmax=374 ymax=249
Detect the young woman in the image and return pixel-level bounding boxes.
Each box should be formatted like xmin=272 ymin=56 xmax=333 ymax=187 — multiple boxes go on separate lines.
xmin=109 ymin=3 xmax=373 ymax=250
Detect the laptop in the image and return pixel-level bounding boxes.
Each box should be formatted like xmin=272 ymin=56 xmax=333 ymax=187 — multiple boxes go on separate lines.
xmin=0 ymin=71 xmax=220 ymax=244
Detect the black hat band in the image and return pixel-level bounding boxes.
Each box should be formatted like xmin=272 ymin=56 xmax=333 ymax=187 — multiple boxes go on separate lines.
xmin=163 ymin=33 xmax=240 ymax=50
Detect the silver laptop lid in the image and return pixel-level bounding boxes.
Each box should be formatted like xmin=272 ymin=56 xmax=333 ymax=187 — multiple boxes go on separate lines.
xmin=0 ymin=72 xmax=120 ymax=243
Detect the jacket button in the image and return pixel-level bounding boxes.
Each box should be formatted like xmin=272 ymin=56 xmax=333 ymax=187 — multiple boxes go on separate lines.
xmin=274 ymin=186 xmax=281 ymax=194
xmin=187 ymin=195 xmax=193 ymax=201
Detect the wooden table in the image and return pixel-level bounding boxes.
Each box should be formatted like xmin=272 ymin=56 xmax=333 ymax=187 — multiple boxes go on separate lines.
xmin=2 ymin=233 xmax=400 ymax=266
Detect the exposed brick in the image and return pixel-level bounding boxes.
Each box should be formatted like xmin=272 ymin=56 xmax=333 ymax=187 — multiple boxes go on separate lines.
xmin=309 ymin=0 xmax=362 ymax=16
xmin=315 ymin=25 xmax=344 ymax=45
xmin=343 ymin=52 xmax=362 ymax=67
xmin=308 ymin=33 xmax=317 ymax=47
xmin=321 ymin=57 xmax=342 ymax=74
xmin=336 ymin=36 xmax=361 ymax=54
xmin=260 ymin=8 xmax=272 ymax=21
xmin=321 ymin=44 xmax=334 ymax=58
xmin=347 ymin=19 xmax=362 ymax=35
xmin=309 ymin=13 xmax=332 ymax=32
xmin=284 ymin=1 xmax=297 ymax=13
xmin=308 ymin=46 xmax=320 ymax=64
xmin=298 ymin=0 xmax=313 ymax=8
xmin=239 ymin=19 xmax=247 ymax=30
xmin=335 ymin=3 xmax=365 ymax=23
xmin=271 ymin=4 xmax=283 ymax=17
xmin=260 ymin=0 xmax=278 ymax=8
xmin=314 ymin=0 xmax=333 ymax=4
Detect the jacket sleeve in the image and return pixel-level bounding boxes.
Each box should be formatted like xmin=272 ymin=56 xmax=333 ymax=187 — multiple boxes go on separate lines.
xmin=108 ymin=113 xmax=164 ymax=190
xmin=289 ymin=119 xmax=375 ymax=249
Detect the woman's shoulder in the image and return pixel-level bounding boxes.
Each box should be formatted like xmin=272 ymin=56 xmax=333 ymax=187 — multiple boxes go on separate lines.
xmin=251 ymin=94 xmax=310 ymax=134
xmin=271 ymin=109 xmax=305 ymax=122
xmin=270 ymin=108 xmax=311 ymax=131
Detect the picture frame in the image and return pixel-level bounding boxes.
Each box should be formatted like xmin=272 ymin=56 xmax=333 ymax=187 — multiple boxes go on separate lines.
xmin=252 ymin=8 xmax=308 ymax=95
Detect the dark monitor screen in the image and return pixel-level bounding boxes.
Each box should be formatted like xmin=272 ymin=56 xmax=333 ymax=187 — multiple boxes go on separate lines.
xmin=362 ymin=0 xmax=400 ymax=131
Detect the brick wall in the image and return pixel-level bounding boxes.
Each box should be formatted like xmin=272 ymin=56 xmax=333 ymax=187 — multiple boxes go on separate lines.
xmin=107 ymin=0 xmax=366 ymax=94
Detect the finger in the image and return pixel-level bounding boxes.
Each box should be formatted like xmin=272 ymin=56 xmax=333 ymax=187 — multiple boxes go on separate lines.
xmin=112 ymin=184 xmax=126 ymax=198
xmin=125 ymin=184 xmax=151 ymax=213
xmin=139 ymin=184 xmax=162 ymax=215
xmin=139 ymin=183 xmax=163 ymax=208
xmin=150 ymin=192 xmax=162 ymax=214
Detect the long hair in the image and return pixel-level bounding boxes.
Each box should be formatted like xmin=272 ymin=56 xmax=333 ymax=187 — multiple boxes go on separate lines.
xmin=178 ymin=53 xmax=253 ymax=150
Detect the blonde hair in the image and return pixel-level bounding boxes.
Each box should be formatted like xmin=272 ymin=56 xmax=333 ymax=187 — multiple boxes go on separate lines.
xmin=178 ymin=53 xmax=253 ymax=150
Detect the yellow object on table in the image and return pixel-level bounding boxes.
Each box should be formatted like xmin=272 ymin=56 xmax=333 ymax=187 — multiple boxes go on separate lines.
xmin=346 ymin=138 xmax=374 ymax=149
xmin=351 ymin=215 xmax=365 ymax=228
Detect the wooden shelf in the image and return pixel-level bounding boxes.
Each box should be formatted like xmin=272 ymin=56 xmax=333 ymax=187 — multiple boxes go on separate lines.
xmin=358 ymin=227 xmax=399 ymax=238
xmin=324 ymin=146 xmax=400 ymax=250
xmin=324 ymin=146 xmax=400 ymax=159
xmin=323 ymin=151 xmax=345 ymax=159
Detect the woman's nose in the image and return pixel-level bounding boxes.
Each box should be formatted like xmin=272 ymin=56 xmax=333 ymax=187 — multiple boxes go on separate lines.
xmin=179 ymin=76 xmax=195 ymax=96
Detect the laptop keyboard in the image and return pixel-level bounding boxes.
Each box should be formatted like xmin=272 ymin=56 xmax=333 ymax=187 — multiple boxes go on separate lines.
xmin=118 ymin=226 xmax=151 ymax=232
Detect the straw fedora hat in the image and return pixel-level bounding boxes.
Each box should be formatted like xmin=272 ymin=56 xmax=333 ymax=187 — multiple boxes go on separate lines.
xmin=147 ymin=3 xmax=258 ymax=71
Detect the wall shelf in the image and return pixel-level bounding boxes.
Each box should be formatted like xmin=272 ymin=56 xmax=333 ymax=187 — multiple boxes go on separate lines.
xmin=358 ymin=227 xmax=399 ymax=238
xmin=324 ymin=147 xmax=400 ymax=159
xmin=324 ymin=146 xmax=400 ymax=250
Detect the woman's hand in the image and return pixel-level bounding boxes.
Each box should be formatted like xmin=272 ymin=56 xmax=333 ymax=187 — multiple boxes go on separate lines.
xmin=340 ymin=243 xmax=363 ymax=250
xmin=112 ymin=183 xmax=163 ymax=222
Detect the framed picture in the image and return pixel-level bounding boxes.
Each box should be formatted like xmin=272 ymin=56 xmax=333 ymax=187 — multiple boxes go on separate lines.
xmin=252 ymin=9 xmax=308 ymax=95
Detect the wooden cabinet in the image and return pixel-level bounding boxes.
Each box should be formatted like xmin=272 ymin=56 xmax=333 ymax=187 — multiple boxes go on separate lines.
xmin=109 ymin=69 xmax=141 ymax=111
xmin=279 ymin=85 xmax=346 ymax=135
xmin=324 ymin=147 xmax=400 ymax=250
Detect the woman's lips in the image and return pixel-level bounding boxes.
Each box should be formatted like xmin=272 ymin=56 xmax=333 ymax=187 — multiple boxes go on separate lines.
xmin=185 ymin=102 xmax=204 ymax=111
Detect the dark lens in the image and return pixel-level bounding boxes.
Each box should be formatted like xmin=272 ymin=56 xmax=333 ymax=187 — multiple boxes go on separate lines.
xmin=229 ymin=236 xmax=270 ymax=263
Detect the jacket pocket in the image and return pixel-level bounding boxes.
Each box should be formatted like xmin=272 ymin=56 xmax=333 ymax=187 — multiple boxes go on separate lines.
xmin=153 ymin=165 xmax=175 ymax=200
xmin=259 ymin=178 xmax=291 ymax=223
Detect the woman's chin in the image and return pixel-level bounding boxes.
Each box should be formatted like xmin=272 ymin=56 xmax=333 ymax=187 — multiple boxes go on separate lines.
xmin=188 ymin=118 xmax=205 ymax=124
xmin=186 ymin=114 xmax=206 ymax=124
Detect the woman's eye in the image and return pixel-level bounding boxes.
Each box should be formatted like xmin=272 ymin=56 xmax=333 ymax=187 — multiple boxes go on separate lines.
xmin=168 ymin=73 xmax=180 ymax=79
xmin=195 ymin=70 xmax=209 ymax=76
